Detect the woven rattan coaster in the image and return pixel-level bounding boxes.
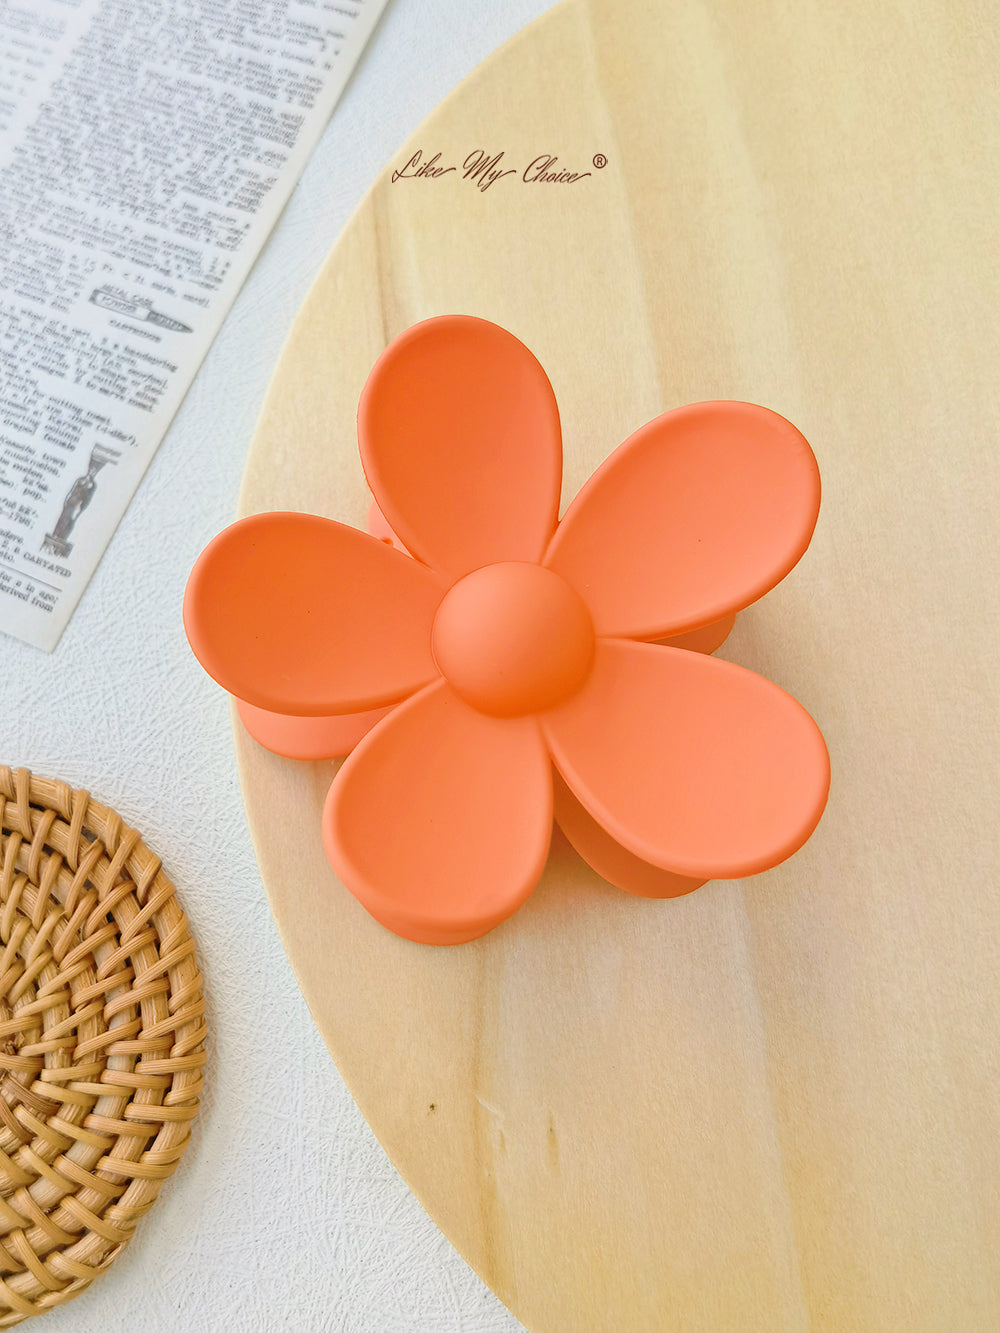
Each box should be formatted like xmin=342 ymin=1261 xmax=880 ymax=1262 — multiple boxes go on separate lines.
xmin=0 ymin=768 xmax=205 ymax=1326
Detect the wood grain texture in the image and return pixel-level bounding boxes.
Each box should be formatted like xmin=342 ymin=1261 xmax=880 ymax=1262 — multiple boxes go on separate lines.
xmin=235 ymin=2 xmax=1000 ymax=1329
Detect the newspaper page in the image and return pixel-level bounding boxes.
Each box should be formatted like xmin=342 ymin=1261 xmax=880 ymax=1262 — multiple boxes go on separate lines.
xmin=0 ymin=0 xmax=387 ymax=650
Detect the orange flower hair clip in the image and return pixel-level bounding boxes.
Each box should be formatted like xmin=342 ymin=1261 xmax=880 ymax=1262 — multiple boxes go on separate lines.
xmin=184 ymin=315 xmax=829 ymax=944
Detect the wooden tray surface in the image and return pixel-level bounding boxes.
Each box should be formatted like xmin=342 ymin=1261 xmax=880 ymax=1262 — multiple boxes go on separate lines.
xmin=235 ymin=3 xmax=1000 ymax=1328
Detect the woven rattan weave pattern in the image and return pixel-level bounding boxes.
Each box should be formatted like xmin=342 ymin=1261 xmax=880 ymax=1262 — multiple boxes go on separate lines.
xmin=0 ymin=768 xmax=205 ymax=1325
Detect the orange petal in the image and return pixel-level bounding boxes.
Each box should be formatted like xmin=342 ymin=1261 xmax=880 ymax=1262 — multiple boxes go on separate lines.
xmin=659 ymin=613 xmax=736 ymax=655
xmin=358 ymin=316 xmax=562 ymax=581
xmin=545 ymin=401 xmax=820 ymax=638
xmin=542 ymin=640 xmax=829 ymax=880
xmin=554 ymin=773 xmax=706 ymax=899
xmin=324 ymin=681 xmax=553 ymax=944
xmin=184 ymin=512 xmax=446 ymax=715
xmin=236 ymin=699 xmax=391 ymax=760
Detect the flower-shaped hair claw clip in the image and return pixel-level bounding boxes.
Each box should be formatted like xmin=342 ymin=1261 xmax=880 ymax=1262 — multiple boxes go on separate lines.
xmin=185 ymin=316 xmax=829 ymax=944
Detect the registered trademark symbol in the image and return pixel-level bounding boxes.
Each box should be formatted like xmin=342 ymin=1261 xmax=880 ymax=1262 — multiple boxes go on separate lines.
xmin=593 ymin=153 xmax=607 ymax=169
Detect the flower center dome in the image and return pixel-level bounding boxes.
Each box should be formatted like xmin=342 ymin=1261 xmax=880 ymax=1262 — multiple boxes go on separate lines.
xmin=432 ymin=562 xmax=595 ymax=718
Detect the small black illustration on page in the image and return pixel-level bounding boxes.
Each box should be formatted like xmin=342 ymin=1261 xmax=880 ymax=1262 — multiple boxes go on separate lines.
xmin=42 ymin=446 xmax=118 ymax=558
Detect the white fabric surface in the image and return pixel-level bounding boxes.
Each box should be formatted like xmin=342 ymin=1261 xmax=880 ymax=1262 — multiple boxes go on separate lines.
xmin=0 ymin=3 xmax=554 ymax=1328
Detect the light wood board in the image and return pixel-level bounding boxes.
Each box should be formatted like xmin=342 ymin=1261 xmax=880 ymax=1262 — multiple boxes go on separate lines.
xmin=234 ymin=2 xmax=1000 ymax=1329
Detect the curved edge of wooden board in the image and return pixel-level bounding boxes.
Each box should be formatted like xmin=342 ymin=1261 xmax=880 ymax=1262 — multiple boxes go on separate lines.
xmin=231 ymin=1 xmax=1000 ymax=1330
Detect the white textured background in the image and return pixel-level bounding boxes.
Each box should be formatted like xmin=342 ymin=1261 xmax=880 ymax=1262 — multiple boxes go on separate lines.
xmin=0 ymin=2 xmax=554 ymax=1328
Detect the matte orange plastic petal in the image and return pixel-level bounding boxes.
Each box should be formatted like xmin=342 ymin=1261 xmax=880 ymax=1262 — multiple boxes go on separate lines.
xmin=237 ymin=699 xmax=391 ymax=760
xmin=358 ymin=315 xmax=562 ymax=581
xmin=183 ymin=512 xmax=446 ymax=716
xmin=366 ymin=499 xmax=409 ymax=554
xmin=542 ymin=639 xmax=829 ymax=881
xmin=545 ymin=401 xmax=820 ymax=639
xmin=660 ymin=613 xmax=736 ymax=655
xmin=323 ymin=680 xmax=553 ymax=944
xmin=553 ymin=773 xmax=706 ymax=899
